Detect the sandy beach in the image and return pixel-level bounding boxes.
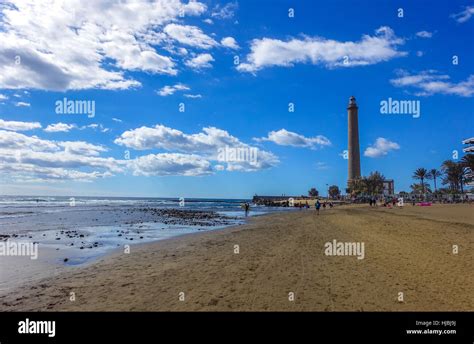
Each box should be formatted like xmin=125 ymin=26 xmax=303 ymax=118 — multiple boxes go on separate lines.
xmin=0 ymin=204 xmax=472 ymax=311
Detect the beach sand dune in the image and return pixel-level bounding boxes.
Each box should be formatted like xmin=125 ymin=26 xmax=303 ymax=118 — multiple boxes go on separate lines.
xmin=1 ymin=204 xmax=472 ymax=311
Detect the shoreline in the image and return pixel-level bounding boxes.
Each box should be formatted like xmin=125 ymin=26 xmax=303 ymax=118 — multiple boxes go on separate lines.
xmin=0 ymin=203 xmax=472 ymax=311
xmin=0 ymin=207 xmax=257 ymax=294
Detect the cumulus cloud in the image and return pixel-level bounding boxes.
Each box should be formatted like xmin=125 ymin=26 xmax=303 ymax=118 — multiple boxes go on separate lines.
xmin=221 ymin=37 xmax=239 ymax=49
xmin=451 ymin=6 xmax=474 ymax=23
xmin=390 ymin=70 xmax=474 ymax=97
xmin=0 ymin=0 xmax=207 ymax=91
xmin=0 ymin=122 xmax=281 ymax=181
xmin=255 ymin=129 xmax=331 ymax=149
xmin=0 ymin=94 xmax=8 ymax=101
xmin=58 ymin=141 xmax=107 ymax=156
xmin=114 ymin=124 xmax=279 ymax=171
xmin=0 ymin=119 xmax=41 ymax=131
xmin=364 ymin=138 xmax=400 ymax=158
xmin=237 ymin=26 xmax=406 ymax=73
xmin=185 ymin=53 xmax=214 ymax=69
xmin=163 ymin=23 xmax=217 ymax=49
xmin=157 ymin=83 xmax=190 ymax=96
xmin=0 ymin=130 xmax=123 ymax=181
xmin=44 ymin=123 xmax=76 ymax=133
xmin=129 ymin=153 xmax=212 ymax=176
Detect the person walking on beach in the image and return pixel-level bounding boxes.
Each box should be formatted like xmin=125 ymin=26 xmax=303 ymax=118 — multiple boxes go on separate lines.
xmin=315 ymin=200 xmax=321 ymax=215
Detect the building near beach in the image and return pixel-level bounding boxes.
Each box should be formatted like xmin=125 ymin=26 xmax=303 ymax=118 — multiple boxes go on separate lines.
xmin=383 ymin=180 xmax=395 ymax=196
xmin=462 ymin=137 xmax=474 ymax=153
xmin=463 ymin=137 xmax=474 ymax=187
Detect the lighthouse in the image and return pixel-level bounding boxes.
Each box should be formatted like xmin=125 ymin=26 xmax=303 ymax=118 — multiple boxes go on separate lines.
xmin=347 ymin=96 xmax=361 ymax=185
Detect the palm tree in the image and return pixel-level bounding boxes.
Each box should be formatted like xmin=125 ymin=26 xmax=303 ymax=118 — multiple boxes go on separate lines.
xmin=410 ymin=183 xmax=432 ymax=195
xmin=328 ymin=185 xmax=340 ymax=199
xmin=413 ymin=168 xmax=428 ymax=194
xmin=366 ymin=171 xmax=385 ymax=196
xmin=441 ymin=160 xmax=468 ymax=194
xmin=427 ymin=168 xmax=442 ymax=192
xmin=348 ymin=177 xmax=367 ymax=196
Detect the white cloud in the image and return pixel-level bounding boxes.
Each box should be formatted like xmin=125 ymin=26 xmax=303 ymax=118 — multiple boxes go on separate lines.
xmin=44 ymin=123 xmax=76 ymax=133
xmin=237 ymin=26 xmax=406 ymax=73
xmin=58 ymin=141 xmax=107 ymax=156
xmin=255 ymin=129 xmax=331 ymax=149
xmin=0 ymin=121 xmax=281 ymax=182
xmin=211 ymin=2 xmax=238 ymax=19
xmin=0 ymin=0 xmax=207 ymax=91
xmin=0 ymin=119 xmax=41 ymax=131
xmin=15 ymin=101 xmax=30 ymax=107
xmin=114 ymin=124 xmax=279 ymax=171
xmin=364 ymin=138 xmax=400 ymax=158
xmin=130 ymin=153 xmax=212 ymax=176
xmin=0 ymin=130 xmax=122 ymax=181
xmin=112 ymin=118 xmax=123 ymax=123
xmin=1 ymin=122 xmax=273 ymax=181
xmin=184 ymin=94 xmax=202 ymax=99
xmin=0 ymin=94 xmax=8 ymax=101
xmin=163 ymin=23 xmax=217 ymax=49
xmin=157 ymin=83 xmax=190 ymax=96
xmin=80 ymin=123 xmax=110 ymax=133
xmin=0 ymin=163 xmax=113 ymax=182
xmin=221 ymin=36 xmax=239 ymax=49
xmin=390 ymin=70 xmax=474 ymax=97
xmin=451 ymin=6 xmax=474 ymax=23
xmin=185 ymin=53 xmax=214 ymax=69
xmin=415 ymin=31 xmax=433 ymax=38
xmin=0 ymin=130 xmax=59 ymax=152
xmin=203 ymin=18 xmax=214 ymax=25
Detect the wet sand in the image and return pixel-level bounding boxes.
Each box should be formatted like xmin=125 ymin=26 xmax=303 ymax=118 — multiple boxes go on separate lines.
xmin=1 ymin=204 xmax=472 ymax=311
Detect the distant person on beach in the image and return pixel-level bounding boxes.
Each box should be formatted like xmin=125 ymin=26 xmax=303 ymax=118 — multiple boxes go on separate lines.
xmin=329 ymin=202 xmax=333 ymax=208
xmin=323 ymin=202 xmax=326 ymax=209
xmin=243 ymin=203 xmax=250 ymax=216
xmin=305 ymin=201 xmax=309 ymax=209
xmin=315 ymin=200 xmax=321 ymax=215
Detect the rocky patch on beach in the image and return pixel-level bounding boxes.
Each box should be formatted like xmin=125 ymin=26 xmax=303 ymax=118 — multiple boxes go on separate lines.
xmin=122 ymin=208 xmax=238 ymax=227
xmin=0 ymin=208 xmax=240 ymax=249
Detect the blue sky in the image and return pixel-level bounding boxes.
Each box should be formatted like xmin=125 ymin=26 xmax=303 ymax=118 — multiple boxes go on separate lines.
xmin=0 ymin=0 xmax=473 ymax=198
